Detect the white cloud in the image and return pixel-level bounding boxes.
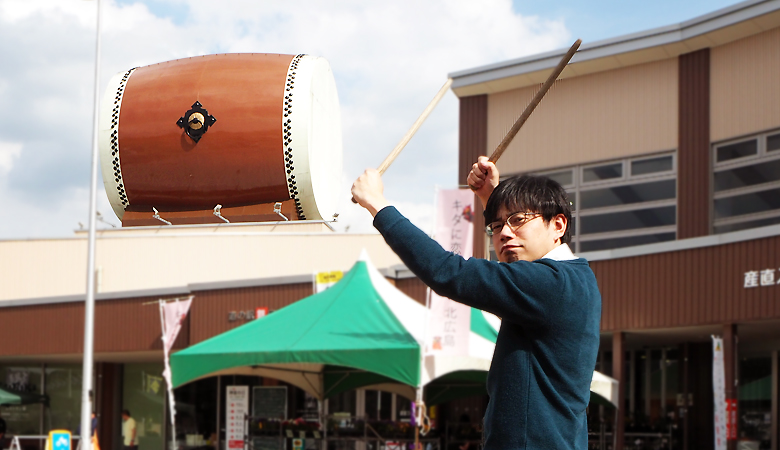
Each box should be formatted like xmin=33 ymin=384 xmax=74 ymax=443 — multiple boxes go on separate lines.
xmin=0 ymin=141 xmax=21 ymax=174
xmin=0 ymin=0 xmax=569 ymax=239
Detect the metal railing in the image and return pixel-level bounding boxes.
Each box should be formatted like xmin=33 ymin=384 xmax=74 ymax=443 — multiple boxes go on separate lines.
xmin=587 ymin=428 xmax=674 ymax=450
xmin=245 ymin=415 xmax=441 ymax=450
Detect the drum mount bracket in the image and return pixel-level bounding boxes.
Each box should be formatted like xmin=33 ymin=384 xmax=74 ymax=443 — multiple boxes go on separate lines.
xmin=176 ymin=101 xmax=217 ymax=143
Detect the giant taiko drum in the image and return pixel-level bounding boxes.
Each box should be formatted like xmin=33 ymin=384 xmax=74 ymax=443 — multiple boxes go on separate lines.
xmin=98 ymin=53 xmax=342 ymax=223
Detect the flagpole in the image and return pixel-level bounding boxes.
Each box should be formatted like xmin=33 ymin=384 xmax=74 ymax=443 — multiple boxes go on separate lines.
xmin=80 ymin=0 xmax=102 ymax=448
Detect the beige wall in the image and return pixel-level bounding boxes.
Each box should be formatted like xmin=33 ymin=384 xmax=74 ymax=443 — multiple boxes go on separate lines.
xmin=488 ymin=58 xmax=678 ymax=175
xmin=0 ymin=225 xmax=402 ymax=302
xmin=711 ymin=27 xmax=780 ymax=143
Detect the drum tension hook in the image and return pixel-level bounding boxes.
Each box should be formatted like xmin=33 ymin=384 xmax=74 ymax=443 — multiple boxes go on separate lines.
xmin=274 ymin=202 xmax=289 ymax=221
xmin=176 ymin=101 xmax=217 ymax=143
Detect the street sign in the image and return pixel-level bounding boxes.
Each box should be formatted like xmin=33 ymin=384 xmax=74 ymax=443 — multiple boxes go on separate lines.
xmin=46 ymin=430 xmax=71 ymax=450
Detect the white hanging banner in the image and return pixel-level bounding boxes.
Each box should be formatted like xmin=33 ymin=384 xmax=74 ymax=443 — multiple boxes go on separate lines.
xmin=426 ymin=189 xmax=474 ymax=356
xmin=712 ymin=336 xmax=727 ymax=450
xmin=159 ymin=296 xmax=194 ymax=450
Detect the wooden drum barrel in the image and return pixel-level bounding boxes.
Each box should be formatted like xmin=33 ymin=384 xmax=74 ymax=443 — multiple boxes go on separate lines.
xmin=98 ymin=53 xmax=342 ymax=224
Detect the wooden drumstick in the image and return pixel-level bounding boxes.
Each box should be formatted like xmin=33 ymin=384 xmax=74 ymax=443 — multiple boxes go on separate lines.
xmin=352 ymin=78 xmax=453 ymax=203
xmin=488 ymin=39 xmax=581 ymax=163
xmin=377 ymin=78 xmax=453 ymax=174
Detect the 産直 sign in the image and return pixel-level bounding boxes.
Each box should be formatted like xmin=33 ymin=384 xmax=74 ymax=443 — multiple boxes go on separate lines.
xmin=743 ymin=267 xmax=780 ymax=288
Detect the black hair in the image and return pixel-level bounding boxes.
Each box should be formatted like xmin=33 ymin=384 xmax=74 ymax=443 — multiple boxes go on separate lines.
xmin=122 ymin=409 xmax=131 ymax=416
xmin=483 ymin=174 xmax=572 ymax=244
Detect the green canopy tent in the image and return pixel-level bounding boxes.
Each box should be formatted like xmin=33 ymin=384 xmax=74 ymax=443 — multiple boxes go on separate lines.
xmin=0 ymin=387 xmax=48 ymax=406
xmin=171 ymin=251 xmax=618 ymax=408
xmin=171 ymin=251 xmax=431 ymax=400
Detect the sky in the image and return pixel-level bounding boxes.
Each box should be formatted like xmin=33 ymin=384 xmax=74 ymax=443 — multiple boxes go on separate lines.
xmin=0 ymin=0 xmax=743 ymax=239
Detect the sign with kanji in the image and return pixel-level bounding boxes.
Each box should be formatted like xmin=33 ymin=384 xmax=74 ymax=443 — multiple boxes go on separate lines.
xmin=427 ymin=189 xmax=474 ymax=356
xmin=743 ymin=267 xmax=779 ymax=288
xmin=726 ymin=398 xmax=737 ymax=440
xmin=712 ymin=337 xmax=726 ymax=450
xmin=226 ymin=386 xmax=249 ymax=449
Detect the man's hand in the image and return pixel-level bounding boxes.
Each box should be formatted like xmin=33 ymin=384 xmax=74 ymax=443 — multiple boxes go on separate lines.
xmin=351 ymin=169 xmax=391 ymax=217
xmin=467 ymin=156 xmax=499 ymax=207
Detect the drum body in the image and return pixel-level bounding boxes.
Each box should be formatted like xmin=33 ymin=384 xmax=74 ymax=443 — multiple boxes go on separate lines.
xmin=98 ymin=53 xmax=342 ymax=223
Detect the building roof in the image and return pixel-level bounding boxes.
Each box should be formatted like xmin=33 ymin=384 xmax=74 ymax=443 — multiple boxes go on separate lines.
xmin=449 ymin=0 xmax=780 ymax=97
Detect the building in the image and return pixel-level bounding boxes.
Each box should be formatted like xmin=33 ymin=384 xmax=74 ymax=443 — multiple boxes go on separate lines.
xmin=450 ymin=0 xmax=780 ymax=448
xmin=4 ymin=1 xmax=780 ymax=449
xmin=0 ymin=222 xmax=433 ymax=450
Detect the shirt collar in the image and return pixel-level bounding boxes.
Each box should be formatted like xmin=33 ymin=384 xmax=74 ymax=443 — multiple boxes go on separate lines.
xmin=542 ymin=243 xmax=578 ymax=261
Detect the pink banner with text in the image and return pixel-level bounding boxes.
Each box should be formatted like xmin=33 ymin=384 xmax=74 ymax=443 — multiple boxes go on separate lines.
xmin=426 ymin=189 xmax=474 ymax=356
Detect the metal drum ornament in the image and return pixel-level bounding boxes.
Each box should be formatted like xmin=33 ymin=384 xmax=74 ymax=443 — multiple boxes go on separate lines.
xmin=98 ymin=53 xmax=343 ymax=222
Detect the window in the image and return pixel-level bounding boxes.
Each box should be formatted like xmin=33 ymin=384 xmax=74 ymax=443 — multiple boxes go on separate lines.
xmin=716 ymin=139 xmax=758 ymax=163
xmin=768 ymin=133 xmax=780 ymax=153
xmin=545 ymin=169 xmax=574 ymax=187
xmin=713 ymin=129 xmax=780 ymax=234
xmin=582 ymin=163 xmax=622 ymax=183
xmin=575 ymin=153 xmax=676 ymax=253
xmin=487 ymin=152 xmax=676 ymax=256
xmin=631 ymin=155 xmax=673 ymax=176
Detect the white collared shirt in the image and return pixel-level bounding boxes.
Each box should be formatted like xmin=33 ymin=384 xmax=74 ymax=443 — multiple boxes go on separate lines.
xmin=541 ymin=243 xmax=578 ymax=261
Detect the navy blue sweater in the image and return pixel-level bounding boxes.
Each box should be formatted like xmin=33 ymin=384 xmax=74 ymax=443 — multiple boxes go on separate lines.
xmin=374 ymin=206 xmax=601 ymax=450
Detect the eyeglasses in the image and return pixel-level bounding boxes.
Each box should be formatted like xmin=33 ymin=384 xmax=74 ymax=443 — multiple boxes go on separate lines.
xmin=485 ymin=211 xmax=541 ymax=236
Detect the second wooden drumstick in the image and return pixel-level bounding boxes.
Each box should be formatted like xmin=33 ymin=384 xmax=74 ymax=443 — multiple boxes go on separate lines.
xmin=489 ymin=39 xmax=581 ymax=163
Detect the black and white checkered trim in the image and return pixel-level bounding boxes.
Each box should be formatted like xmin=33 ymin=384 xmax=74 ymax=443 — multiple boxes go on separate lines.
xmin=109 ymin=68 xmax=136 ymax=210
xmin=283 ymin=54 xmax=306 ymax=220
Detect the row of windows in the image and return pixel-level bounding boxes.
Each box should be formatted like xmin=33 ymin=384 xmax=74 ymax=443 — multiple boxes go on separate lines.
xmin=539 ymin=153 xmax=677 ymax=253
xmin=483 ymin=153 xmax=678 ymax=257
xmin=485 ymin=128 xmax=780 ymax=256
xmin=713 ymin=130 xmax=780 ymax=233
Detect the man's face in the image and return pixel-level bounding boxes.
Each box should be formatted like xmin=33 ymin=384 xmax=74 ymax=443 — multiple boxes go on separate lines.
xmin=122 ymin=413 xmax=128 ymax=421
xmin=491 ymin=205 xmax=566 ymax=263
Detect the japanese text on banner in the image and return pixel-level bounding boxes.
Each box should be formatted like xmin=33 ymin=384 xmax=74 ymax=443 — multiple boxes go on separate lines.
xmin=226 ymin=386 xmax=249 ymax=449
xmin=427 ymin=189 xmax=474 ymax=356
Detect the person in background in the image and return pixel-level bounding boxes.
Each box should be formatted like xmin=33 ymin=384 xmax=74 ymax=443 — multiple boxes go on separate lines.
xmin=121 ymin=409 xmax=137 ymax=450
xmin=91 ymin=412 xmax=100 ymax=450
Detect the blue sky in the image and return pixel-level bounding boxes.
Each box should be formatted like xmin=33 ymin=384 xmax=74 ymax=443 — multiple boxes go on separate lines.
xmin=513 ymin=0 xmax=741 ymax=43
xmin=0 ymin=0 xmax=747 ymax=238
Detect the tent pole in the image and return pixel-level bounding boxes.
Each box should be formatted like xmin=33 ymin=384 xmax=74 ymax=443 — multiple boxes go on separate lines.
xmin=216 ymin=375 xmax=221 ymax=450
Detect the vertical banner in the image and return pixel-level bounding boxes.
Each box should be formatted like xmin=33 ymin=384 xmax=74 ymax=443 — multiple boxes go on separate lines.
xmin=159 ymin=296 xmax=193 ymax=450
xmin=727 ymin=398 xmax=738 ymax=440
xmin=226 ymin=386 xmax=249 ymax=449
xmin=712 ymin=336 xmax=727 ymax=450
xmin=427 ymin=189 xmax=474 ymax=356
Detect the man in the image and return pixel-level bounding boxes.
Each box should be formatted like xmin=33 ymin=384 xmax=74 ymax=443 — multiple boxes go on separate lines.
xmin=121 ymin=409 xmax=137 ymax=450
xmin=351 ymin=156 xmax=601 ymax=449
